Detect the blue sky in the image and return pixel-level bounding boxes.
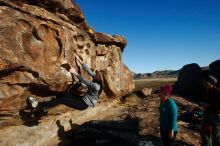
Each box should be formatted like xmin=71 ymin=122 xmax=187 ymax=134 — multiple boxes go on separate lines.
xmin=75 ymin=0 xmax=220 ymax=73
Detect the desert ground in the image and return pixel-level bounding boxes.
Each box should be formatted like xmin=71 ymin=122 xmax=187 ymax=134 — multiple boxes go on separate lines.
xmin=0 ymin=78 xmax=202 ymax=146
xmin=54 ymin=77 xmax=201 ymax=146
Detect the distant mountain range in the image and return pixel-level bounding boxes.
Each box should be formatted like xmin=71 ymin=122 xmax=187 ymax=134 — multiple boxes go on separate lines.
xmin=133 ymin=66 xmax=209 ymax=79
xmin=133 ymin=70 xmax=180 ymax=79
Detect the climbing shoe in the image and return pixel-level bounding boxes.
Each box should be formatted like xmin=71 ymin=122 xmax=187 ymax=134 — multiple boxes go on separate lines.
xmin=27 ymin=96 xmax=38 ymax=109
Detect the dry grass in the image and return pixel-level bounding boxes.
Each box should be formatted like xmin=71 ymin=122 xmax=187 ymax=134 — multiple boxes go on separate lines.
xmin=134 ymin=77 xmax=177 ymax=91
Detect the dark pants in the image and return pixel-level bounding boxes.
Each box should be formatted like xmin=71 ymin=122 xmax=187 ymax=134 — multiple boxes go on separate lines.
xmin=160 ymin=129 xmax=177 ymax=146
xmin=200 ymin=109 xmax=220 ymax=146
xmin=39 ymin=93 xmax=89 ymax=111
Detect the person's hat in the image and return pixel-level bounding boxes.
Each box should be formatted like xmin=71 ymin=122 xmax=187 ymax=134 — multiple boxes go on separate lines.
xmin=160 ymin=85 xmax=173 ymax=96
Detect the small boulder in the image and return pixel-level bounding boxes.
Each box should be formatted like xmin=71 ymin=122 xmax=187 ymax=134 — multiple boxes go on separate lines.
xmin=136 ymin=88 xmax=152 ymax=97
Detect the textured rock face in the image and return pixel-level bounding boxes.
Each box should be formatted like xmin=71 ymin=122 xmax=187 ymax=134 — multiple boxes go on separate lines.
xmin=0 ymin=0 xmax=134 ymax=118
xmin=0 ymin=0 xmax=134 ymax=145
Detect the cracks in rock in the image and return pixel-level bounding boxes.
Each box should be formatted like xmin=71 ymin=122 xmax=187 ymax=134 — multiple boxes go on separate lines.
xmin=60 ymin=63 xmax=71 ymax=72
xmin=0 ymin=0 xmax=96 ymax=47
xmin=32 ymin=28 xmax=42 ymax=41
xmin=2 ymin=0 xmax=91 ymax=59
xmin=0 ymin=66 xmax=49 ymax=86
xmin=56 ymin=38 xmax=63 ymax=58
xmin=0 ymin=1 xmax=31 ymax=18
xmin=0 ymin=1 xmax=76 ymax=32
xmin=33 ymin=15 xmax=61 ymax=26
xmin=0 ymin=67 xmax=24 ymax=79
xmin=0 ymin=1 xmax=103 ymax=54
xmin=0 ymin=1 xmax=8 ymax=6
xmin=94 ymin=41 xmax=124 ymax=51
xmin=26 ymin=0 xmax=85 ymax=23
xmin=85 ymin=49 xmax=89 ymax=56
xmin=52 ymin=29 xmax=63 ymax=58
xmin=20 ymin=70 xmax=48 ymax=86
xmin=13 ymin=83 xmax=60 ymax=97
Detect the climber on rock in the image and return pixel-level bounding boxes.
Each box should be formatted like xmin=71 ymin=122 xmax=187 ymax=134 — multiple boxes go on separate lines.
xmin=27 ymin=55 xmax=105 ymax=111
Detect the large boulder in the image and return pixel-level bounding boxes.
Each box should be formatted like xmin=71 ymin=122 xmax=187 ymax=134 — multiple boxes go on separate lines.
xmin=173 ymin=63 xmax=204 ymax=102
xmin=209 ymin=60 xmax=220 ymax=87
xmin=0 ymin=0 xmax=134 ymax=145
xmin=0 ymin=0 xmax=134 ymax=111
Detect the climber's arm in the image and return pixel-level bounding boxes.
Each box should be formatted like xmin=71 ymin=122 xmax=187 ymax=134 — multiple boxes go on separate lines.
xmin=69 ymin=67 xmax=91 ymax=86
xmin=75 ymin=55 xmax=96 ymax=78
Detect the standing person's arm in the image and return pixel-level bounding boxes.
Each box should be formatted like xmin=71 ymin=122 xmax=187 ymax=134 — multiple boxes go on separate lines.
xmin=169 ymin=100 xmax=178 ymax=138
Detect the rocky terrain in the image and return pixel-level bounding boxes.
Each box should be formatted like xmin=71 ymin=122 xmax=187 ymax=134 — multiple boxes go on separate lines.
xmin=0 ymin=0 xmax=219 ymax=146
xmin=0 ymin=0 xmax=134 ymax=145
xmin=25 ymin=82 xmax=201 ymax=146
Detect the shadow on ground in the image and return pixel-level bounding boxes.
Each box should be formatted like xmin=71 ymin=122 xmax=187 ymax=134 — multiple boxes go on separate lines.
xmin=19 ymin=109 xmax=48 ymax=126
xmin=56 ymin=117 xmax=197 ymax=146
xmin=56 ymin=117 xmax=162 ymax=146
